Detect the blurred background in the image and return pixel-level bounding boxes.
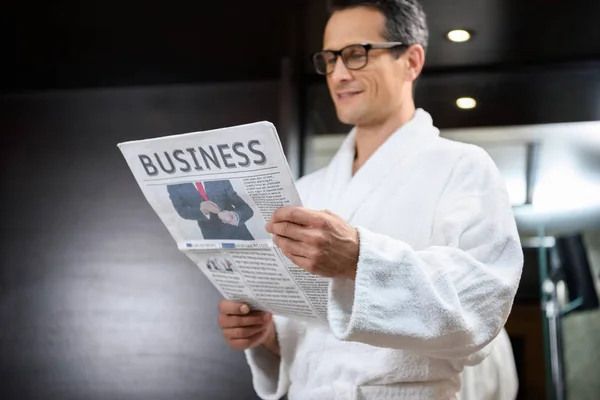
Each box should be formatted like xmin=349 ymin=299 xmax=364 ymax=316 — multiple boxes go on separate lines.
xmin=1 ymin=0 xmax=599 ymax=399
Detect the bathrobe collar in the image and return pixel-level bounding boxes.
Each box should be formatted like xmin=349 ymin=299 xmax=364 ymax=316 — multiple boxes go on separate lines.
xmin=321 ymin=108 xmax=440 ymax=221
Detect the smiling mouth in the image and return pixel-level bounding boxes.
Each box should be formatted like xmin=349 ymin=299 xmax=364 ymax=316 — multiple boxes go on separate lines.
xmin=337 ymin=91 xmax=363 ymax=101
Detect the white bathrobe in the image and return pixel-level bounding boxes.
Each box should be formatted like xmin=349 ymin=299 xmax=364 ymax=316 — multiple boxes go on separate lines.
xmin=245 ymin=109 xmax=523 ymax=400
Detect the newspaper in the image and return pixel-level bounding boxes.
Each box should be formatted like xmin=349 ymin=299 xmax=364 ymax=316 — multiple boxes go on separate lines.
xmin=118 ymin=121 xmax=329 ymax=322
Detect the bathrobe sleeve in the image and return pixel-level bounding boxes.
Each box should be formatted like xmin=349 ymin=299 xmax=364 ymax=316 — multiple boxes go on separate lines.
xmin=328 ymin=147 xmax=524 ymax=361
xmin=244 ymin=315 xmax=305 ymax=400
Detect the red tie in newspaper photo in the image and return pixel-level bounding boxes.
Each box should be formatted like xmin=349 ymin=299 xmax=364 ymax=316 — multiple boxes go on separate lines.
xmin=195 ymin=181 xmax=208 ymax=201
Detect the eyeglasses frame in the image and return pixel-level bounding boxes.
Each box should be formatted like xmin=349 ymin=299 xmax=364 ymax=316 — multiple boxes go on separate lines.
xmin=311 ymin=42 xmax=408 ymax=75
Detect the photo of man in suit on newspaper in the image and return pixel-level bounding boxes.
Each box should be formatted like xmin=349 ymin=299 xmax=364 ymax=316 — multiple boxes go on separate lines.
xmin=167 ymin=179 xmax=255 ymax=240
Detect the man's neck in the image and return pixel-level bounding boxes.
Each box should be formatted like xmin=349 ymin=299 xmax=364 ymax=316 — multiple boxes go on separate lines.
xmin=352 ymin=103 xmax=416 ymax=175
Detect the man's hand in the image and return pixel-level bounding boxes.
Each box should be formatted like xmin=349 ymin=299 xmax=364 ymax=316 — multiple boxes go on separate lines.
xmin=218 ymin=210 xmax=239 ymax=226
xmin=218 ymin=300 xmax=279 ymax=355
xmin=266 ymin=206 xmax=359 ymax=280
xmin=200 ymin=201 xmax=221 ymax=215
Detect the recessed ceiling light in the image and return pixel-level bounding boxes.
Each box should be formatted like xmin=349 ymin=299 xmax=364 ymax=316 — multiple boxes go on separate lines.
xmin=447 ymin=29 xmax=471 ymax=43
xmin=456 ymin=97 xmax=476 ymax=109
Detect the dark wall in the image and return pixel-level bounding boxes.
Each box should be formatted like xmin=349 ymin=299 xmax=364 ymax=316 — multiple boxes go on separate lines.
xmin=1 ymin=0 xmax=301 ymax=91
xmin=0 ymin=81 xmax=282 ymax=400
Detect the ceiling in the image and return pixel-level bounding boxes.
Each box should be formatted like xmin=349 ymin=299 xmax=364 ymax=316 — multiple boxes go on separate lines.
xmin=304 ymin=0 xmax=600 ymax=70
xmin=421 ymin=0 xmax=600 ymax=68
xmin=3 ymin=0 xmax=600 ymax=128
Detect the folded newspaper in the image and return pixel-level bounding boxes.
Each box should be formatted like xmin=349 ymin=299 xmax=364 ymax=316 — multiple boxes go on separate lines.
xmin=118 ymin=121 xmax=329 ymax=322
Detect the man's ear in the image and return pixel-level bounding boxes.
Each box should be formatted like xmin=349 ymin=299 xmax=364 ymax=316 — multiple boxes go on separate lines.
xmin=404 ymin=44 xmax=425 ymax=83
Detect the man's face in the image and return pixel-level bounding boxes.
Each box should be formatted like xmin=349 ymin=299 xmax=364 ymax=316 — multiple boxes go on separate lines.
xmin=323 ymin=7 xmax=410 ymax=127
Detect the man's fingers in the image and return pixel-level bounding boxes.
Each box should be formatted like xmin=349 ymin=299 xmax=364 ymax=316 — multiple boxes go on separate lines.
xmin=266 ymin=221 xmax=311 ymax=241
xmin=203 ymin=201 xmax=221 ymax=213
xmin=275 ymin=237 xmax=319 ymax=274
xmin=223 ymin=325 xmax=265 ymax=340
xmin=218 ymin=312 xmax=271 ymax=329
xmin=218 ymin=300 xmax=251 ymax=315
xmin=271 ymin=206 xmax=321 ymax=227
xmin=273 ymin=234 xmax=310 ymax=258
xmin=286 ymin=254 xmax=315 ymax=273
xmin=227 ymin=330 xmax=267 ymax=351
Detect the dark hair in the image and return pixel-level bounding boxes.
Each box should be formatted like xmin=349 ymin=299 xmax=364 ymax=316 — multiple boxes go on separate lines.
xmin=328 ymin=0 xmax=429 ymax=54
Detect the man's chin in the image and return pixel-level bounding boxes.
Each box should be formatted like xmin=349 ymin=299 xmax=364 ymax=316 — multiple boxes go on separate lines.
xmin=336 ymin=110 xmax=359 ymax=126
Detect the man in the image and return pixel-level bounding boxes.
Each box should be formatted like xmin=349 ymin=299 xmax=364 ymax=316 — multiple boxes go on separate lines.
xmin=217 ymin=1 xmax=523 ymax=399
xmin=167 ymin=179 xmax=255 ymax=240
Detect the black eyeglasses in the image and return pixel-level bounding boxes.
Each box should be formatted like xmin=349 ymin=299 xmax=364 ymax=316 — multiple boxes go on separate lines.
xmin=311 ymin=42 xmax=407 ymax=75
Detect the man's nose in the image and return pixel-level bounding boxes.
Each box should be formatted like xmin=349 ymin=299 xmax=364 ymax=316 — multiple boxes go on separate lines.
xmin=329 ymin=57 xmax=352 ymax=82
